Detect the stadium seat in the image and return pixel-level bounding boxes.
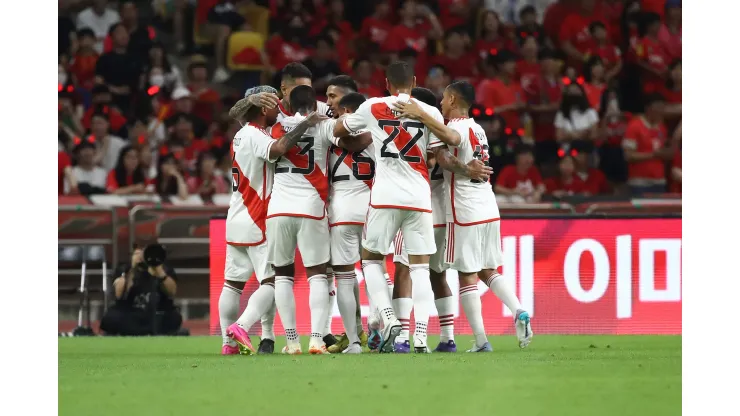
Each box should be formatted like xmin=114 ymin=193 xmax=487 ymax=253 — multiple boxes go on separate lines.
xmin=226 ymin=31 xmax=265 ymax=71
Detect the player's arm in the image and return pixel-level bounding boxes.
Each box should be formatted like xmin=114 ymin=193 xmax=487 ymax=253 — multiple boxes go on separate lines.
xmin=335 ymin=132 xmax=372 ymax=153
xmin=432 ymin=146 xmax=492 ymax=182
xmin=393 ymin=100 xmax=461 ymax=146
xmin=333 ymin=102 xmax=370 ymax=137
xmin=268 ymin=111 xmax=324 ymax=160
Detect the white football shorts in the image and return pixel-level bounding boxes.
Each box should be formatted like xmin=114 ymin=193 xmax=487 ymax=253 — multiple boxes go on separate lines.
xmin=362 ymin=207 xmax=435 ymax=256
xmin=330 ymin=224 xmax=362 ymax=266
xmin=266 ymin=216 xmax=331 ymax=268
xmin=445 ymin=220 xmax=504 ymax=274
xmin=392 ymin=226 xmax=448 ymax=273
xmin=224 ymin=243 xmax=274 ymax=283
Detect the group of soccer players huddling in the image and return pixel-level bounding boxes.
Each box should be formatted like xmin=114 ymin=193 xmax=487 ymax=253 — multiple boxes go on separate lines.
xmin=218 ymin=59 xmax=533 ymax=355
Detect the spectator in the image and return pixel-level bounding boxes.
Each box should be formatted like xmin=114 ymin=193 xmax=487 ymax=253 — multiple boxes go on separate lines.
xmin=554 ymin=80 xmax=599 ymax=144
xmin=265 ymin=17 xmax=311 ymax=71
xmin=138 ymin=145 xmax=157 ymax=181
xmin=670 ymin=138 xmax=681 ymax=194
xmin=474 ymin=10 xmax=516 ymax=64
xmin=70 ymin=139 xmax=108 ymax=195
xmin=118 ymin=1 xmax=153 ymax=63
xmin=186 ymin=59 xmax=221 ymax=124
xmin=76 ymin=0 xmax=121 ymax=54
xmin=360 ymin=1 xmax=393 ymax=45
xmin=310 ymin=0 xmax=354 ymax=40
xmin=515 ymin=5 xmax=548 ymax=47
xmin=597 ymin=88 xmax=630 ymax=186
xmin=618 ymin=0 xmax=644 ymax=112
xmin=572 ymin=140 xmax=610 ymax=195
xmin=516 ymin=36 xmax=541 ymax=86
xmin=165 ymin=86 xmax=208 ymax=138
xmin=398 ymin=48 xmax=428 ymax=86
xmin=69 ymin=29 xmax=99 ymax=91
xmin=583 ymin=56 xmax=606 ymax=109
xmin=82 ymin=85 xmax=127 ymax=134
xmin=477 ymin=50 xmax=524 ymax=132
xmin=544 ymin=152 xmax=587 ymax=198
xmin=585 ymin=21 xmax=622 ymax=82
xmin=439 ymin=0 xmax=471 ymax=30
xmin=90 ymin=111 xmax=127 ymax=171
xmin=352 ymin=58 xmax=385 ymax=98
xmin=635 ymin=12 xmax=668 ymax=95
xmin=559 ymin=0 xmax=606 ymax=65
xmin=144 ymin=43 xmax=183 ymax=93
xmin=494 ymin=145 xmax=545 ymax=203
xmin=659 ymin=0 xmax=682 ymax=62
xmin=424 ymin=66 xmax=452 ymax=102
xmin=155 ymin=153 xmax=189 ymax=199
xmin=430 ymin=26 xmax=477 ymax=83
xmin=660 ymin=59 xmax=681 ymax=119
xmin=59 ymin=3 xmax=77 ymax=59
xmin=527 ymin=49 xmax=562 ymax=165
xmin=168 ymin=115 xmax=208 ymax=170
xmin=622 ymin=93 xmax=674 ymax=195
xmin=383 ymin=0 xmax=443 ymax=57
xmin=59 ymin=151 xmax=75 ymax=195
xmin=207 ymin=0 xmax=249 ymax=83
xmin=58 ymin=88 xmax=85 ymax=139
xmin=486 ymin=115 xmax=524 ymax=181
xmin=486 ymin=0 xmax=558 ymax=26
xmin=619 ymin=0 xmax=642 ymax=56
xmin=106 ymin=145 xmax=149 ymax=194
xmin=187 ymin=151 xmax=228 ymax=201
xmin=303 ymin=36 xmax=343 ymax=97
xmin=95 ymin=23 xmax=141 ymax=112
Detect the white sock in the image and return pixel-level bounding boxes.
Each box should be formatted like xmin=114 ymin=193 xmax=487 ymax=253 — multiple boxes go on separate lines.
xmin=484 ymin=272 xmax=522 ymax=315
xmin=391 ymin=297 xmax=413 ymax=342
xmin=218 ymin=285 xmax=242 ymax=346
xmin=336 ymin=271 xmax=360 ymax=344
xmin=460 ymin=284 xmax=488 ymax=347
xmin=353 ymin=278 xmax=363 ymax=335
xmin=308 ymin=274 xmax=329 ymax=345
xmin=275 ymin=276 xmax=298 ymax=345
xmin=411 ymin=266 xmax=433 ymax=341
xmin=435 ymin=296 xmax=455 ymax=343
xmin=384 ymin=272 xmax=394 ymax=297
xmin=261 ymin=300 xmax=276 ymax=341
xmin=362 ymin=260 xmax=396 ymax=326
xmin=324 ymin=272 xmax=336 ymax=336
xmin=365 ymin=282 xmax=380 ymax=330
xmin=236 ymin=282 xmax=275 ymax=331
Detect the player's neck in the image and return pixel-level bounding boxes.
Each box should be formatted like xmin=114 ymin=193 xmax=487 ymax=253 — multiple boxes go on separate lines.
xmin=447 ymin=109 xmax=468 ymax=120
xmin=249 ymin=117 xmax=267 ymax=129
xmin=390 ymin=87 xmax=412 ymax=96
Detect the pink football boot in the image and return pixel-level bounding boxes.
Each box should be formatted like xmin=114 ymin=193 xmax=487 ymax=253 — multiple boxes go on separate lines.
xmin=226 ymin=323 xmax=256 ymax=355
xmin=221 ymin=344 xmax=240 ymax=355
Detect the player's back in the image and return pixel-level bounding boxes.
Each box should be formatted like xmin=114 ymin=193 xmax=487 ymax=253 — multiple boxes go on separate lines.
xmin=343 ymin=94 xmax=443 ymax=212
xmin=444 ymin=117 xmax=499 ymax=225
xmin=227 ymin=123 xmax=275 ymax=245
xmin=268 ymin=116 xmax=331 ymax=219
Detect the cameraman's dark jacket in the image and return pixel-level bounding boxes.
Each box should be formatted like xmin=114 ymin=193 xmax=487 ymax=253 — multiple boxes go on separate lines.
xmin=116 ymin=264 xmax=178 ymax=312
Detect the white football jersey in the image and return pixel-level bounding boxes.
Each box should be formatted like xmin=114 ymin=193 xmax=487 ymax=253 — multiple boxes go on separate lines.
xmin=428 ymin=162 xmax=446 ymax=226
xmin=444 ymin=117 xmax=500 ymax=225
xmin=277 ymin=100 xmax=331 ymax=125
xmin=316 ymin=119 xmax=375 ymax=225
xmin=226 ymin=123 xmax=277 ymax=245
xmin=342 ymin=94 xmax=444 ymax=212
xmin=267 ymin=115 xmax=333 ymax=219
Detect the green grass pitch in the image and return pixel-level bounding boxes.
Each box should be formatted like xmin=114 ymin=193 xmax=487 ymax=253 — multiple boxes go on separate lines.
xmin=59 ymin=335 xmax=680 ymax=416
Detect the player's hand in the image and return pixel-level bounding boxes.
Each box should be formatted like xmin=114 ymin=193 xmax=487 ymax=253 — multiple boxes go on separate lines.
xmin=247 ymin=92 xmax=280 ymax=109
xmin=305 ymin=111 xmax=329 ymax=126
xmin=465 ymin=159 xmax=493 ymax=182
xmin=392 ymin=99 xmax=425 ymax=121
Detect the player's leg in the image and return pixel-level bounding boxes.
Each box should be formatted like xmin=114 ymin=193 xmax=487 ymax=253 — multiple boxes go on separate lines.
xmin=479 ymin=221 xmax=533 ymax=348
xmin=323 ymin=265 xmax=338 ymax=348
xmin=361 ymin=207 xmax=403 ymax=353
xmin=219 ymin=245 xmax=252 ymax=355
xmin=449 ymin=222 xmax=492 ymax=352
xmin=430 ymin=266 xmax=456 ymax=352
xmin=402 ymin=210 xmax=436 ymax=352
xmin=267 ymin=217 xmax=301 ymax=354
xmin=299 ymin=217 xmax=332 ymax=354
xmin=391 ymin=242 xmax=412 ymax=353
xmin=328 ymin=225 xmax=362 ymax=354
xmin=412 ymin=226 xmax=445 ymax=353
xmin=228 ymin=243 xmax=277 ymax=354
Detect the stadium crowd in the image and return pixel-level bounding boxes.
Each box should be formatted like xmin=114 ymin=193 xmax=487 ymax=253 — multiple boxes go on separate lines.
xmin=58 ymin=0 xmax=682 ymax=202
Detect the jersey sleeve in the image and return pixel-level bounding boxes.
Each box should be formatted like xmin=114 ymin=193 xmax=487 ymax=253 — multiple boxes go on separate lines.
xmin=250 ymin=129 xmax=278 ymax=163
xmin=427 ymin=106 xmax=446 ymax=149
xmin=342 ymin=100 xmax=370 ymax=134
xmin=317 ymin=119 xmax=338 ymax=146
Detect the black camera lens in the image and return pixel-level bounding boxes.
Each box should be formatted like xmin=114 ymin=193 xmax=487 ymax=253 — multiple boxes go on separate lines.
xmin=143 ymin=244 xmax=167 ymax=267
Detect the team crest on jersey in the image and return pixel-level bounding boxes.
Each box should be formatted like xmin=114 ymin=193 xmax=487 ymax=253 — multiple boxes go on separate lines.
xmin=234 ymin=137 xmax=241 ymax=146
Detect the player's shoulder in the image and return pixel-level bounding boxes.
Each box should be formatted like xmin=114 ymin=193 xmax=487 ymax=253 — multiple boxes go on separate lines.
xmin=316 ymin=100 xmax=331 ymax=116
xmin=270 ymin=122 xmax=286 ymax=138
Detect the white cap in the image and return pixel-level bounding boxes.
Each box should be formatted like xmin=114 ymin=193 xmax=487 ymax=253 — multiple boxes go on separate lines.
xmin=172 ymin=86 xmax=192 ymax=100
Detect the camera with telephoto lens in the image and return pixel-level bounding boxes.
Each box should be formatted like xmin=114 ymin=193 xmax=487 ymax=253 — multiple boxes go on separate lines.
xmin=143 ymin=244 xmax=167 ymax=267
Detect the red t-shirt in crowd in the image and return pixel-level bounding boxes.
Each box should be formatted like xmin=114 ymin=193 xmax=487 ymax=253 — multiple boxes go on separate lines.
xmin=658 ymin=24 xmax=682 ymax=62
xmin=430 ymin=52 xmax=478 ymax=82
xmin=584 ymin=82 xmax=606 ymax=109
xmin=622 ymin=116 xmax=668 ymax=182
xmin=585 ymin=43 xmax=622 ymax=72
xmin=357 ymin=84 xmax=385 ymax=98
xmin=105 ymin=170 xmax=149 ymax=192
xmin=438 ymin=0 xmax=469 ymax=30
xmin=69 ymin=53 xmax=99 ymax=90
xmin=265 ymin=35 xmax=310 ymax=70
xmin=473 ymin=38 xmax=517 ymax=64
xmin=59 ymin=151 xmax=71 ymax=194
xmin=361 ymin=16 xmax=393 ymax=46
xmin=603 ymin=112 xmax=631 ymax=147
xmin=635 ymin=36 xmax=669 ymax=93
xmin=476 ymin=78 xmax=523 ymax=131
xmin=543 ymin=1 xmax=574 ymax=43
xmin=82 ymin=106 xmax=127 ymax=133
xmin=545 ymin=176 xmax=587 ymax=195
xmin=559 ymin=12 xmax=607 ymax=56
xmin=526 ymin=76 xmax=562 ymax=142
xmin=496 ymin=165 xmax=543 ymax=194
xmin=189 ymin=85 xmax=221 ymax=124
xmin=659 ymin=85 xmax=682 ymax=105
xmin=642 ymin=0 xmax=667 ymax=18
xmin=516 ymin=60 xmax=541 ymax=87
xmin=382 ymin=22 xmax=431 ymax=53
xmin=670 ymin=150 xmax=681 ymax=193
xmin=578 ymin=168 xmax=610 ymax=195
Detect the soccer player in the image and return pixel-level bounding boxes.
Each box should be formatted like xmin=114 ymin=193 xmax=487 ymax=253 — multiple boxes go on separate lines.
xmin=395 ymin=81 xmax=534 ymax=351
xmin=391 ymin=87 xmax=441 ymax=353
xmin=333 ymin=61 xmax=489 ymax=352
xmin=325 ymin=75 xmax=359 ymax=117
xmin=219 ymin=86 xmax=322 ymax=355
xmin=277 ymin=62 xmax=332 ymax=122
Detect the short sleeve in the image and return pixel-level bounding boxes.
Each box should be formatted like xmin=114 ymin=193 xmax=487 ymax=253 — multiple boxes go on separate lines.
xmin=427 ymin=106 xmax=446 ymax=148
xmin=249 ymin=129 xmax=278 ymax=163
xmin=554 ymin=112 xmax=568 ymax=129
xmin=342 ymin=100 xmax=369 ymax=134
xmin=316 ymin=119 xmax=338 ymax=146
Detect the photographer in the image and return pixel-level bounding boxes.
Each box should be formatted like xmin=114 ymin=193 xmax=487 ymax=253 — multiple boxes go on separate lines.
xmin=100 ymin=245 xmax=183 ymax=336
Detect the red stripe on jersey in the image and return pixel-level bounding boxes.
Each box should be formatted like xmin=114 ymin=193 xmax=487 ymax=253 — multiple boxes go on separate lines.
xmin=278 ymin=100 xmax=292 ymax=117
xmin=371 ymin=102 xmax=430 ymax=184
xmin=230 ymin=147 xmax=267 ymax=245
xmin=333 ymin=147 xmax=373 ymax=189
xmin=272 ymin=123 xmax=329 ymax=204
